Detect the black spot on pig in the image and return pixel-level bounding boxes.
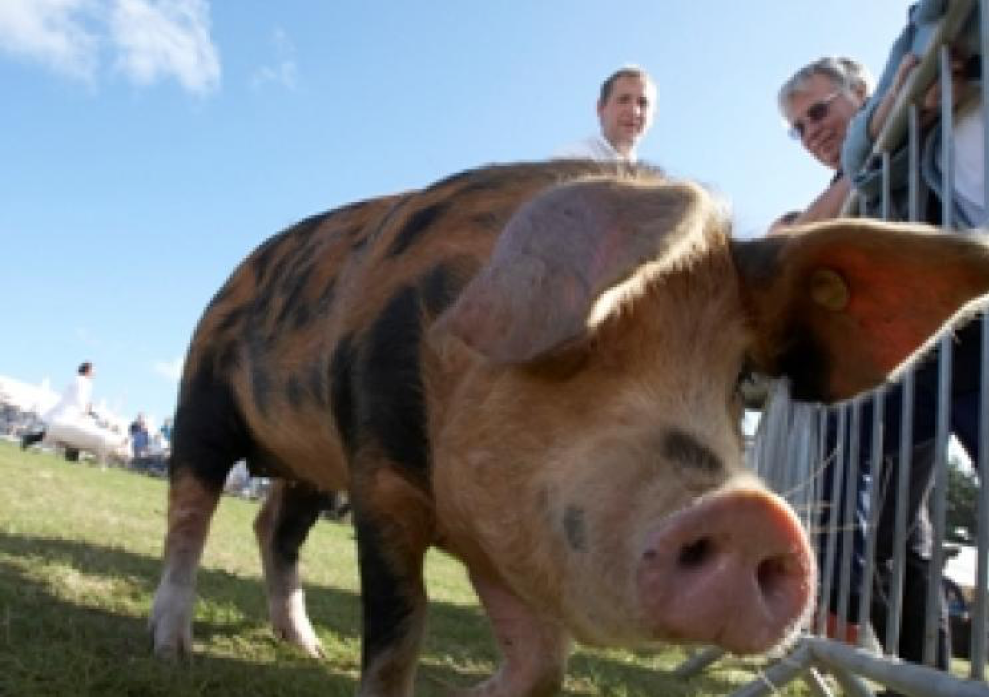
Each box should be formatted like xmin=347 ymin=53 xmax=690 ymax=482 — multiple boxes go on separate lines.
xmin=215 ymin=341 xmax=241 ymax=375
xmin=271 ymin=484 xmax=335 ymax=569
xmin=312 ymin=281 xmax=336 ymax=318
xmin=663 ymin=430 xmax=723 ymax=474
xmin=217 ymin=306 xmax=246 ymax=333
xmin=275 ymin=262 xmax=315 ymax=330
xmin=249 ymin=335 xmax=273 ymax=416
xmin=330 ymin=334 xmax=357 ymax=455
xmin=470 ymin=211 xmax=503 ymax=229
xmin=388 ymin=202 xmax=449 ymax=258
xmin=419 ymin=260 xmax=472 ymax=318
xmin=354 ymin=515 xmax=419 ymax=671
xmin=286 ymin=375 xmax=305 ymax=410
xmin=251 ymin=234 xmax=287 ymax=288
xmin=172 ymin=348 xmax=251 ymax=491
xmin=563 ymin=505 xmax=588 ymax=552
xmin=357 ymin=285 xmax=429 ymax=482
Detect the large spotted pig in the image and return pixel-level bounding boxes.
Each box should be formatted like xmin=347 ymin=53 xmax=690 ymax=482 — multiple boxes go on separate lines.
xmin=151 ymin=160 xmax=989 ymax=696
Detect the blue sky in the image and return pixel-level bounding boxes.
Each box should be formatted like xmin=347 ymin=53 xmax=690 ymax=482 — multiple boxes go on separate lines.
xmin=1 ymin=1 xmax=909 ymax=427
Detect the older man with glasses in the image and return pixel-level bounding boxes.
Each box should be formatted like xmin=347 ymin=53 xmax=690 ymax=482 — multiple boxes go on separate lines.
xmin=773 ymin=56 xmax=874 ymax=228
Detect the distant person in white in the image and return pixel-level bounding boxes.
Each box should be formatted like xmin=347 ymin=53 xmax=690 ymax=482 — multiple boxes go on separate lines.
xmin=21 ymin=361 xmax=94 ymax=450
xmin=554 ymin=65 xmax=657 ymax=163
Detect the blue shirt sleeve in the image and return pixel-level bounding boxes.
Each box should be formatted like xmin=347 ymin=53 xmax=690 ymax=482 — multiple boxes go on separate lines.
xmin=840 ymin=12 xmax=919 ymax=198
xmin=841 ymin=0 xmax=980 ymax=201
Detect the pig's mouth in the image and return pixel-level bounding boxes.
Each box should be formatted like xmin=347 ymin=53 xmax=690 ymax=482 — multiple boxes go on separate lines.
xmin=635 ymin=487 xmax=816 ymax=654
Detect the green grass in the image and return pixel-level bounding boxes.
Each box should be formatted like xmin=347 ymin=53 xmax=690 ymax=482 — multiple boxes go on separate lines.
xmin=0 ymin=440 xmax=803 ymax=696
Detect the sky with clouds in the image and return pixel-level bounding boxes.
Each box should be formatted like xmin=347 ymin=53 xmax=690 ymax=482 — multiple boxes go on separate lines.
xmin=0 ymin=1 xmax=910 ymax=426
xmin=0 ymin=0 xmax=219 ymax=91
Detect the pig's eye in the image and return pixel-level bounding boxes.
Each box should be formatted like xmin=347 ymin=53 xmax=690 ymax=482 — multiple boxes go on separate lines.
xmin=735 ymin=361 xmax=755 ymax=390
xmin=735 ymin=360 xmax=769 ymax=410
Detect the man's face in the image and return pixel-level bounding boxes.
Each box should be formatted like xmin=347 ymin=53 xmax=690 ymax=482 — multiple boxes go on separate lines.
xmin=784 ymin=73 xmax=864 ymax=170
xmin=598 ymin=75 xmax=656 ymax=154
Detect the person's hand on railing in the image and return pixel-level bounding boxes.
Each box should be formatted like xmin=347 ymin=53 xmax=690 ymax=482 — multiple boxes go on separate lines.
xmin=869 ymin=50 xmax=973 ymax=140
xmin=917 ymin=49 xmax=972 ymax=118
xmin=868 ymin=54 xmax=921 ymax=141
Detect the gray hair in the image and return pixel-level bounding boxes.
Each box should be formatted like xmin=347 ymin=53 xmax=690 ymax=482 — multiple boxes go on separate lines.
xmin=777 ymin=56 xmax=874 ymax=117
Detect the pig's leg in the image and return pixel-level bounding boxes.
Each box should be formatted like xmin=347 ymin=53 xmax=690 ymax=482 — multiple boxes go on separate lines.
xmin=352 ymin=468 xmax=433 ymax=697
xmin=457 ymin=572 xmax=570 ymax=697
xmin=150 ymin=469 xmax=224 ymax=657
xmin=254 ymin=479 xmax=332 ymax=658
xmin=150 ymin=390 xmax=247 ymax=658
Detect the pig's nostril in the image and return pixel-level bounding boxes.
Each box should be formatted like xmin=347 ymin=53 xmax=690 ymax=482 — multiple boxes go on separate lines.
xmin=757 ymin=555 xmax=793 ymax=597
xmin=677 ymin=538 xmax=712 ymax=569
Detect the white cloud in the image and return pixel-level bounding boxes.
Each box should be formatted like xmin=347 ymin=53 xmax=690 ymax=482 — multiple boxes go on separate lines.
xmin=0 ymin=0 xmax=220 ymax=94
xmin=110 ymin=0 xmax=220 ymax=94
xmin=0 ymin=0 xmax=100 ymax=81
xmin=251 ymin=27 xmax=297 ymax=91
xmin=153 ymin=357 xmax=183 ymax=381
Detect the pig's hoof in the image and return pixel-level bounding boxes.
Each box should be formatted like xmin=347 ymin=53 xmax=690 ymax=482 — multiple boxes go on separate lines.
xmin=271 ymin=593 xmax=325 ymax=658
xmin=149 ymin=585 xmax=194 ymax=658
xmin=276 ymin=627 xmax=325 ymax=659
xmin=149 ymin=616 xmax=193 ymax=659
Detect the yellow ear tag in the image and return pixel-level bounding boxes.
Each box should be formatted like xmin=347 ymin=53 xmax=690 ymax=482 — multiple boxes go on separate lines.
xmin=810 ymin=267 xmax=850 ymax=312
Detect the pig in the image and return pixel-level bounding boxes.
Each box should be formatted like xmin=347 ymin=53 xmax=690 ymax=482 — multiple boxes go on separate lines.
xmin=149 ymin=160 xmax=989 ymax=696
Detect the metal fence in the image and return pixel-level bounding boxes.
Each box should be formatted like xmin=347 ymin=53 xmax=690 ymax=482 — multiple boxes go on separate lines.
xmin=678 ymin=1 xmax=989 ymax=694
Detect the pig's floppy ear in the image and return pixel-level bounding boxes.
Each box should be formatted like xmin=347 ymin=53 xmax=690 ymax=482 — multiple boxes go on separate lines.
xmin=734 ymin=220 xmax=989 ymax=403
xmin=433 ymin=178 xmax=705 ymax=364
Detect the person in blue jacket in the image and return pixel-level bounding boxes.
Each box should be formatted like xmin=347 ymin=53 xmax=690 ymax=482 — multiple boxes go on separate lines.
xmin=842 ymin=0 xmax=983 ymax=227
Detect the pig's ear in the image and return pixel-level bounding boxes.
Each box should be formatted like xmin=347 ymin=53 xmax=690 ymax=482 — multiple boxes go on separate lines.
xmin=733 ymin=220 xmax=989 ymax=403
xmin=432 ymin=178 xmax=707 ymax=364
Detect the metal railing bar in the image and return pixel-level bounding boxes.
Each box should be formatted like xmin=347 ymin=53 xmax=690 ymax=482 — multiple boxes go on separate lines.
xmin=671 ymin=646 xmax=724 ymax=678
xmin=921 ymin=45 xmax=957 ymax=668
xmin=838 ymin=401 xmax=863 ymax=640
xmin=825 ymin=662 xmax=875 ymax=697
xmin=727 ymin=644 xmax=814 ymax=697
xmin=802 ymin=666 xmax=835 ymax=697
xmin=908 ymin=105 xmax=921 ymax=222
xmin=973 ymin=0 xmax=989 ymax=676
xmin=887 ymin=368 xmax=915 ymax=655
xmin=858 ymin=391 xmax=885 ymax=647
xmin=819 ymin=406 xmax=847 ymax=635
xmin=974 ymin=309 xmax=989 ymax=679
xmin=804 ymin=635 xmax=989 ymax=697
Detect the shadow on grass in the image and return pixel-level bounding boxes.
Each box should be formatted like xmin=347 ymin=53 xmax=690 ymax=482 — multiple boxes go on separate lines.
xmin=0 ymin=530 xmax=754 ymax=696
xmin=0 ymin=530 xmax=360 ymax=695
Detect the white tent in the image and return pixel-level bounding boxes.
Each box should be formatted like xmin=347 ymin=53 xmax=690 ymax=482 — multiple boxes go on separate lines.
xmin=0 ymin=374 xmax=59 ymax=415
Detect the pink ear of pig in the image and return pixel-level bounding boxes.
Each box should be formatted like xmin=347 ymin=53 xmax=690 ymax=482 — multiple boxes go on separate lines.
xmin=734 ymin=220 xmax=989 ymax=403
xmin=432 ymin=178 xmax=708 ymax=364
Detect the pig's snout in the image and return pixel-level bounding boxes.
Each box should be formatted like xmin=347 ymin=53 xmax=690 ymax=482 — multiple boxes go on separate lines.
xmin=637 ymin=488 xmax=814 ymax=654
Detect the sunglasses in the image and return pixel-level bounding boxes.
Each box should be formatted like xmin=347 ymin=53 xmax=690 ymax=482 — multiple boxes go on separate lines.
xmin=788 ymin=91 xmax=841 ymax=140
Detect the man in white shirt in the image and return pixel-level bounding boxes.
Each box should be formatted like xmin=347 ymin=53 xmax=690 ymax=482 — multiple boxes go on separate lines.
xmin=555 ymin=65 xmax=657 ymax=164
xmin=21 ymin=361 xmax=94 ymax=450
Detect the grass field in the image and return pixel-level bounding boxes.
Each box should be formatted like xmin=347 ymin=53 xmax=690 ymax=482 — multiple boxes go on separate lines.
xmin=0 ymin=439 xmax=805 ymax=696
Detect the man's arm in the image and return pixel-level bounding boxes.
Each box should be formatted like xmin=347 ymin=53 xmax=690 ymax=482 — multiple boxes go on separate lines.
xmin=841 ymin=19 xmax=919 ymax=185
xmin=768 ymin=176 xmax=852 ymax=234
xmin=794 ymin=175 xmax=853 ymax=223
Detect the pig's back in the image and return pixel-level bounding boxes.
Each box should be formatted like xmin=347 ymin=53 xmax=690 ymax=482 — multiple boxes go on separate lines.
xmin=176 ymin=160 xmax=663 ymax=490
